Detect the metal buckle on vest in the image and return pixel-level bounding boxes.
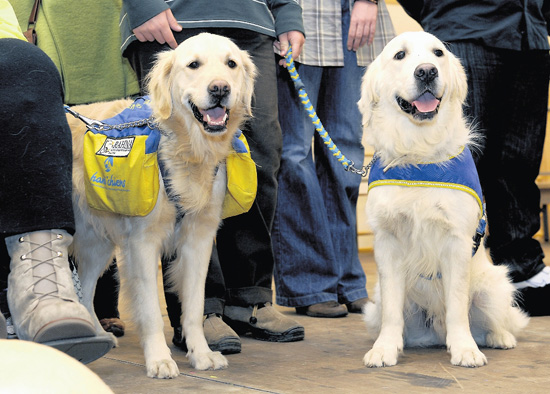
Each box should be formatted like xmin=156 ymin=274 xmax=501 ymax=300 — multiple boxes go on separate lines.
xmin=472 ymin=207 xmax=487 ymax=257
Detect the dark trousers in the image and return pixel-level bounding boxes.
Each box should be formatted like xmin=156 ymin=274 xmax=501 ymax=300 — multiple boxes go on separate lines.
xmin=93 ymin=262 xmax=121 ymax=319
xmin=0 ymin=39 xmax=75 ymax=315
xmin=126 ymin=29 xmax=280 ymax=326
xmin=449 ymin=41 xmax=549 ymax=282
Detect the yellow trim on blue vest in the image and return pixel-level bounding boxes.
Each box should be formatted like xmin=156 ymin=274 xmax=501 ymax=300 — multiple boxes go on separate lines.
xmin=368 ymin=147 xmax=484 ymax=216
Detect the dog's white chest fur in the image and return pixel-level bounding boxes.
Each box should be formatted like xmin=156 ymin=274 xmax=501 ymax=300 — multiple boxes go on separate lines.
xmin=367 ymin=185 xmax=479 ymax=282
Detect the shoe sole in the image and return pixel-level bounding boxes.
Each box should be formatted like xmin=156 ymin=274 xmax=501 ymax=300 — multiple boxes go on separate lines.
xmin=225 ymin=317 xmax=305 ymax=343
xmin=296 ymin=308 xmax=348 ymax=318
xmin=42 ymin=334 xmax=115 ymax=364
xmin=211 ymin=339 xmax=242 ymax=354
xmin=174 ymin=337 xmax=242 ymax=355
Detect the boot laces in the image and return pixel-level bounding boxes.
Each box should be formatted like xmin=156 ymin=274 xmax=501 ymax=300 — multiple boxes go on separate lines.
xmin=249 ymin=302 xmax=270 ymax=325
xmin=19 ymin=233 xmax=67 ymax=301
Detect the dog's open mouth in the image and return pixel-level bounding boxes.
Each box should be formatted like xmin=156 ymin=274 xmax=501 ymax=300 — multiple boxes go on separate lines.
xmin=396 ymin=91 xmax=441 ymax=120
xmin=190 ymin=101 xmax=229 ymax=132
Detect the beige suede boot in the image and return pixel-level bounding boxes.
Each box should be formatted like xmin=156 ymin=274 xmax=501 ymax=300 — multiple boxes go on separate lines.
xmin=5 ymin=230 xmax=114 ymax=363
xmin=224 ymin=302 xmax=305 ymax=342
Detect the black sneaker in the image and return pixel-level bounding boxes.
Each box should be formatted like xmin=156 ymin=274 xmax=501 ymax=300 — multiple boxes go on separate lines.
xmin=516 ymin=283 xmax=550 ymax=316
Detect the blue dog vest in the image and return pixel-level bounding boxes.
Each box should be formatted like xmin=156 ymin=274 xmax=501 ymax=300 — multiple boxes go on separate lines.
xmin=368 ymin=147 xmax=486 ymax=258
xmin=368 ymin=147 xmax=483 ymax=217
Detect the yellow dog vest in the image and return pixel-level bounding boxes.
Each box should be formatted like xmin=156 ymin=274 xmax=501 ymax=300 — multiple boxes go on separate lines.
xmin=77 ymin=97 xmax=256 ymax=218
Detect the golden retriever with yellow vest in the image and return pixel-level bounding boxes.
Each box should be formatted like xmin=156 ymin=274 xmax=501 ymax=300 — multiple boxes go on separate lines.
xmin=67 ymin=33 xmax=256 ymax=378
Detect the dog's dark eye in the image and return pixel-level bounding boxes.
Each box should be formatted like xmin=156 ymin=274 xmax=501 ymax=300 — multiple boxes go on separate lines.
xmin=227 ymin=60 xmax=237 ymax=69
xmin=434 ymin=49 xmax=444 ymax=57
xmin=394 ymin=51 xmax=406 ymax=60
xmin=187 ymin=61 xmax=200 ymax=69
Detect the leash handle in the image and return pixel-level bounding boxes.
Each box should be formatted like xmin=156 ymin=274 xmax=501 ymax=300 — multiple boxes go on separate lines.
xmin=284 ymin=47 xmax=367 ymax=177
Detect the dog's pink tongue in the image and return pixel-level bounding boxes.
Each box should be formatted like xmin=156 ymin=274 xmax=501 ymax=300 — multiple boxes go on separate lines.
xmin=200 ymin=107 xmax=227 ymax=126
xmin=412 ymin=92 xmax=440 ymax=113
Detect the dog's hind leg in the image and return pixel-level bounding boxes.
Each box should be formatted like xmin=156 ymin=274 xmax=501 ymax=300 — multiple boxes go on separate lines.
xmin=469 ymin=252 xmax=529 ymax=349
xmin=363 ymin=234 xmax=407 ymax=367
xmin=118 ymin=235 xmax=179 ymax=379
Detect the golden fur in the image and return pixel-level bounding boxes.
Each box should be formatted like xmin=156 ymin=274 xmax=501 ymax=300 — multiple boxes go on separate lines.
xmin=358 ymin=32 xmax=528 ymax=368
xmin=67 ymin=33 xmax=256 ymax=378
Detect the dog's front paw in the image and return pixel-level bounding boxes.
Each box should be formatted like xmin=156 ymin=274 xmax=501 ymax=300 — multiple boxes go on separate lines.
xmin=363 ymin=347 xmax=399 ymax=367
xmin=486 ymin=330 xmax=517 ymax=349
xmin=146 ymin=358 xmax=179 ymax=379
xmin=189 ymin=351 xmax=228 ymax=371
xmin=450 ymin=347 xmax=487 ymax=367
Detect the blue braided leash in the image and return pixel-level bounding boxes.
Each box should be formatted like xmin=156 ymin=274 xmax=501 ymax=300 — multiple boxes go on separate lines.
xmin=284 ymin=46 xmax=370 ymax=177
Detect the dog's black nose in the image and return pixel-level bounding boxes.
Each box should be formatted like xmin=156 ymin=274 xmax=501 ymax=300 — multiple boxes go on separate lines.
xmin=208 ymin=80 xmax=231 ymax=99
xmin=414 ymin=63 xmax=438 ymax=83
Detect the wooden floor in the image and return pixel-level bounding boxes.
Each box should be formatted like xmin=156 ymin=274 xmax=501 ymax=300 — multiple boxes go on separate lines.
xmin=83 ymin=241 xmax=550 ymax=393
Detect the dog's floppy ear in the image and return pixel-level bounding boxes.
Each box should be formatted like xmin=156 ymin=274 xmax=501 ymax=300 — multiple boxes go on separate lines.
xmin=239 ymin=50 xmax=257 ymax=117
xmin=357 ymin=57 xmax=381 ymax=127
xmin=448 ymin=52 xmax=468 ymax=105
xmin=146 ymin=49 xmax=176 ymax=120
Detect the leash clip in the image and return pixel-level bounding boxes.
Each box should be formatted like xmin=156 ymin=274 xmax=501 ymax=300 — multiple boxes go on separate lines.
xmin=346 ymin=155 xmax=379 ymax=178
xmin=345 ymin=161 xmax=368 ymax=177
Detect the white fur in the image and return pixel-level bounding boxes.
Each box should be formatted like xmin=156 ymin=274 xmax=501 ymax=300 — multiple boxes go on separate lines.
xmin=67 ymin=33 xmax=256 ymax=378
xmin=358 ymin=32 xmax=528 ymax=368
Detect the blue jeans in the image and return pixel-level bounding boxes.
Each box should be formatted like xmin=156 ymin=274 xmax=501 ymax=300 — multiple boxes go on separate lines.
xmin=448 ymin=42 xmax=549 ymax=282
xmin=272 ymin=3 xmax=367 ymax=307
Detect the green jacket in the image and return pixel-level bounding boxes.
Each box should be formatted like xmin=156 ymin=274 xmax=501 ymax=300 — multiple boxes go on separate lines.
xmin=12 ymin=0 xmax=139 ymax=105
xmin=120 ymin=0 xmax=304 ymax=54
xmin=0 ymin=0 xmax=25 ymax=40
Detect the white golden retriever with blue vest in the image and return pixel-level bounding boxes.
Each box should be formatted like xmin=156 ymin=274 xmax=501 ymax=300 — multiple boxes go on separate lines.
xmin=358 ymin=31 xmax=528 ymax=368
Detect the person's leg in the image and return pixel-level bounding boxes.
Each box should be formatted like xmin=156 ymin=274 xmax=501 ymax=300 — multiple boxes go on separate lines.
xmin=214 ymin=30 xmax=304 ymax=341
xmin=487 ymin=49 xmax=549 ymax=316
xmin=0 ymin=39 xmax=113 ymax=363
xmin=217 ymin=31 xmax=281 ymax=299
xmin=450 ymin=42 xmax=550 ymax=315
xmin=0 ymin=42 xmax=74 ymax=234
xmin=316 ymin=0 xmax=368 ymax=311
xmin=273 ymin=61 xmax=347 ymax=317
xmin=93 ymin=262 xmax=125 ymax=337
